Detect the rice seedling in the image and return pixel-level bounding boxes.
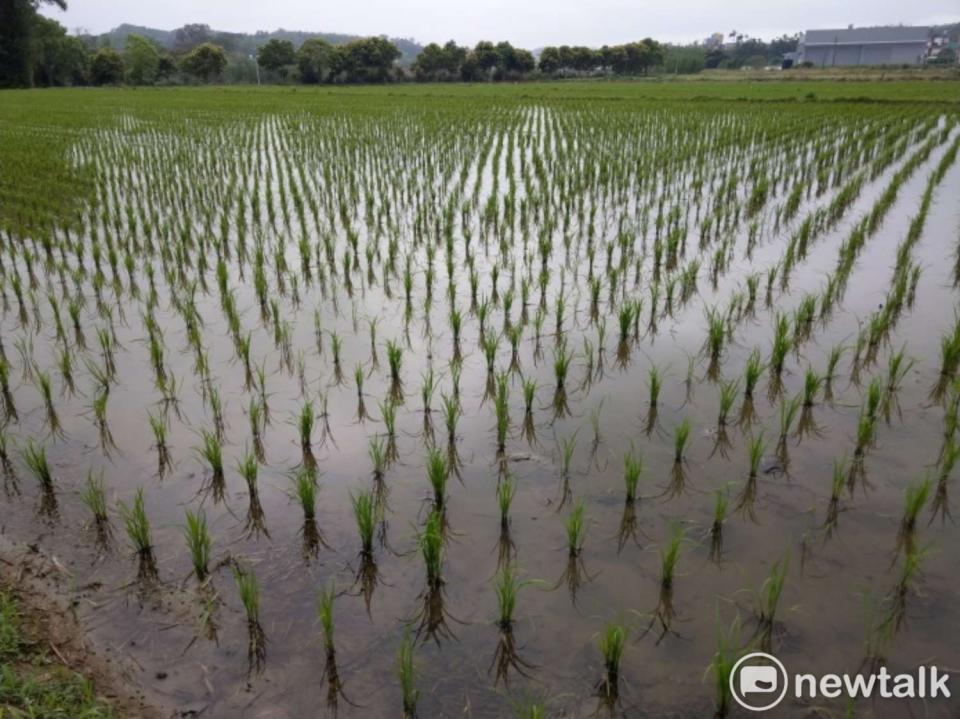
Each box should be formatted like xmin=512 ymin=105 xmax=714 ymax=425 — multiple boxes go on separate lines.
xmin=148 ymin=411 xmax=170 ymax=476
xmin=493 ymin=371 xmax=510 ymax=455
xmin=386 ymin=340 xmax=404 ymax=401
xmin=755 ymin=553 xmax=789 ymax=651
xmin=769 ymin=312 xmax=791 ymax=380
xmin=182 ymin=508 xmax=212 ymax=582
xmin=352 ymin=490 xmax=376 ymax=557
xmin=80 ymin=468 xmax=110 ymax=546
xmin=411 ymin=508 xmax=452 ymax=643
xmin=233 ymin=561 xmax=266 ymax=675
xmin=896 ymin=475 xmax=932 ymax=556
xmin=299 ymin=399 xmax=315 ymax=451
xmin=825 ymin=456 xmax=848 ymax=535
xmin=647 ymin=365 xmax=662 ymax=408
xmin=747 ymin=432 xmax=766 ymax=479
xmin=118 ymin=486 xmax=156 ymax=580
xmin=21 ymin=439 xmax=54 ymax=494
xmin=397 ymin=629 xmax=419 ymax=718
xmin=425 ymin=446 xmax=448 ymax=509
xmin=490 ymin=563 xmax=536 ymax=684
xmin=237 ymin=451 xmax=270 ymax=537
xmin=659 ymin=523 xmax=684 ymax=591
xmin=595 ymin=621 xmax=628 ymax=703
xmin=707 ymin=611 xmax=743 ymax=718
xmin=196 ymin=430 xmax=225 ymax=503
xmin=709 ymin=489 xmax=729 ymax=563
xmin=34 ymin=369 xmax=60 ymax=434
xmin=623 ymin=447 xmax=642 ymax=503
xmin=931 ymin=436 xmax=959 ymax=521
xmin=673 ymin=418 xmax=691 ymax=463
xmin=521 ymin=377 xmax=537 ymax=444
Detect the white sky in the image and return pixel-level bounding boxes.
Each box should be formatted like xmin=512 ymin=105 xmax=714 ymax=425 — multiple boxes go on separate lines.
xmin=41 ymin=0 xmax=959 ymax=47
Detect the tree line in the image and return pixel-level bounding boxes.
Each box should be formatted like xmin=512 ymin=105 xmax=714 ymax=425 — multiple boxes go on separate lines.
xmin=4 ymin=1 xmax=809 ymax=89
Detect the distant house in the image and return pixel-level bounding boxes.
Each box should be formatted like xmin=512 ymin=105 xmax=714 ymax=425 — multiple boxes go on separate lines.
xmin=798 ymin=26 xmax=931 ymax=66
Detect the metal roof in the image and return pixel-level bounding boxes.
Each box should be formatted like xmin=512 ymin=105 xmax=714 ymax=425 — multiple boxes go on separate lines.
xmin=803 ymin=26 xmax=931 ymax=46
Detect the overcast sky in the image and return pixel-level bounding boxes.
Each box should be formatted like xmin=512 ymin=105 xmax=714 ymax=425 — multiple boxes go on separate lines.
xmin=41 ymin=0 xmax=959 ymax=47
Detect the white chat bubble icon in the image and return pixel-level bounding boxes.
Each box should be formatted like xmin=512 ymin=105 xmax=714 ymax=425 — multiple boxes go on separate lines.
xmin=740 ymin=665 xmax=779 ymax=694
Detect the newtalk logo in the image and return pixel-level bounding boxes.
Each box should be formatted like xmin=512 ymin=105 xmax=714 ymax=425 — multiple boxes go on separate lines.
xmin=730 ymin=652 xmax=951 ymax=712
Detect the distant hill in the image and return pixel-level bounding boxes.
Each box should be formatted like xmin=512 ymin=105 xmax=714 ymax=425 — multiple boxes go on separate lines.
xmin=85 ymin=23 xmax=424 ymax=64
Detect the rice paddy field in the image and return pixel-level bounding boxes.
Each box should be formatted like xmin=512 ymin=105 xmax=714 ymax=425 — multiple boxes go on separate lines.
xmin=1 ymin=80 xmax=960 ymax=717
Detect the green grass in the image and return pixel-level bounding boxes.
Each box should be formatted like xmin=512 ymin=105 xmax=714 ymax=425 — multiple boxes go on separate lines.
xmin=0 ymin=589 xmax=114 ymax=718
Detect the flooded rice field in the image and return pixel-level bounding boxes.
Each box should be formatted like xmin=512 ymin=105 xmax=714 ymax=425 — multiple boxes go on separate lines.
xmin=1 ymin=87 xmax=959 ymax=717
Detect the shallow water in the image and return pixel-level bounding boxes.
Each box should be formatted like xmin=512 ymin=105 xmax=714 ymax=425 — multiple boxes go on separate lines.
xmin=1 ymin=92 xmax=959 ymax=717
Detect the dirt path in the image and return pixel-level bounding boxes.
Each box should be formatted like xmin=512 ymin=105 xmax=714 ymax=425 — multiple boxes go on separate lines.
xmin=0 ymin=534 xmax=171 ymax=719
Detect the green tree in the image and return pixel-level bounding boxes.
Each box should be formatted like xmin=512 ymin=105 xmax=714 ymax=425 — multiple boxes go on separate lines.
xmin=181 ymin=42 xmax=227 ymax=83
xmin=0 ymin=0 xmax=67 ymax=87
xmin=90 ymin=47 xmax=124 ymax=85
xmin=298 ymin=38 xmax=335 ymax=83
xmin=125 ymin=34 xmax=160 ymax=85
xmin=335 ymin=37 xmax=400 ymax=83
xmin=538 ymin=46 xmax=561 ymax=74
xmin=31 ymin=15 xmax=88 ymax=86
xmin=257 ymin=38 xmax=295 ymax=79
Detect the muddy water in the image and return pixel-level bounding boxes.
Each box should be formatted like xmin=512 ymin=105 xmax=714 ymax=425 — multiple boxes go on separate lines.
xmin=2 ymin=100 xmax=960 ymax=718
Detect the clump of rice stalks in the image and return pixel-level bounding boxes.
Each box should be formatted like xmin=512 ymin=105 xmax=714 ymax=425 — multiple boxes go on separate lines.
xmin=674 ymin=418 xmax=691 ymax=463
xmin=552 ymin=341 xmax=573 ymax=417
xmin=414 ymin=509 xmax=454 ymax=644
xmin=705 ymin=307 xmax=726 ymax=366
xmin=34 ymin=369 xmax=61 ymax=435
xmin=299 ymin=399 xmax=317 ymax=468
xmin=881 ymin=544 xmax=928 ymax=634
xmin=647 ymin=523 xmax=685 ymax=642
xmin=931 ymin=437 xmax=959 ymax=521
xmin=147 ymin=413 xmax=170 ymax=477
xmin=521 ymin=378 xmax=537 ymax=444
xmin=776 ymin=394 xmax=801 ymax=471
xmin=883 ymin=347 xmax=913 ymax=419
xmin=664 ymin=418 xmax=692 ymax=498
xmin=238 ymin=450 xmax=269 ymax=538
xmin=80 ymin=469 xmax=111 ymax=547
xmin=386 ymin=340 xmax=404 ymax=402
xmin=769 ymin=312 xmax=792 ymax=389
xmin=354 ymin=363 xmax=372 ymax=422
xmin=896 ymin=475 xmax=932 ymax=556
xmin=397 ymin=629 xmax=419 ymax=718
xmin=490 ymin=563 xmax=535 ymax=685
xmin=248 ymin=398 xmax=266 ymax=463
xmin=118 ymin=487 xmax=157 ymax=581
xmin=558 ymin=500 xmax=591 ymax=600
xmin=197 ymin=430 xmax=225 ymax=503
xmin=707 ymin=611 xmax=743 ymax=718
xmin=21 ymin=439 xmax=54 ymax=494
xmin=824 ymin=345 xmax=845 ymax=402
xmin=494 ymin=372 xmax=510 ymax=456
xmin=426 ymin=446 xmax=448 ymax=510
xmin=233 ymin=561 xmax=266 ymax=676
xmin=295 ymin=467 xmax=325 ymax=558
xmin=496 ymin=473 xmax=517 ymax=567
xmin=755 ymin=554 xmax=789 ymax=651
xmin=317 ymin=581 xmax=350 ymax=710
xmin=825 ymin=456 xmax=848 ymax=536
xmin=795 ymin=368 xmax=823 ymax=440
xmin=616 ymin=303 xmax=636 ymax=366
xmin=595 ymin=622 xmax=628 ymax=705
xmin=733 ymin=432 xmax=766 ymax=521
xmin=709 ymin=380 xmax=738 ymax=459
xmin=709 ymin=489 xmax=729 ymax=563
xmin=0 ymin=359 xmax=17 ymax=422
xmin=351 ymin=489 xmax=379 ymax=612
xmin=623 ymin=447 xmax=643 ymax=504
xmin=183 ymin=508 xmax=212 ymax=582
